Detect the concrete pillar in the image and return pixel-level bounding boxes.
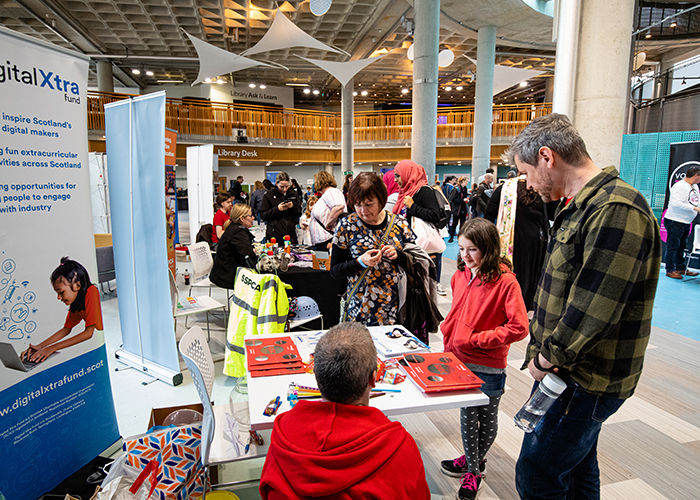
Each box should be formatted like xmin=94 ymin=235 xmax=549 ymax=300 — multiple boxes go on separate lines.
xmin=544 ymin=75 xmax=555 ymax=103
xmin=97 ymin=61 xmax=114 ymax=93
xmin=472 ymin=26 xmax=496 ymax=184
xmin=552 ymin=0 xmax=581 ymax=118
xmin=411 ymin=0 xmax=440 ymax=180
xmin=341 ymin=79 xmax=354 ymax=176
xmin=573 ymin=0 xmax=635 ymax=168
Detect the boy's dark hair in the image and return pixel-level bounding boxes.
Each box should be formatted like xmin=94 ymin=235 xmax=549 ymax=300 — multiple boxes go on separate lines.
xmin=456 ymin=218 xmax=512 ymax=284
xmin=262 ymin=179 xmax=273 ymax=189
xmin=50 ymin=257 xmax=92 ymax=313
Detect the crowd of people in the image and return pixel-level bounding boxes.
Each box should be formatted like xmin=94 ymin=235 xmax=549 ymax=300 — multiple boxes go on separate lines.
xmin=196 ymin=114 xmax=662 ymax=500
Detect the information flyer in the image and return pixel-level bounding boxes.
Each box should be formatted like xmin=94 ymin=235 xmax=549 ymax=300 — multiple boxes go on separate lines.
xmin=0 ymin=27 xmax=119 ymax=500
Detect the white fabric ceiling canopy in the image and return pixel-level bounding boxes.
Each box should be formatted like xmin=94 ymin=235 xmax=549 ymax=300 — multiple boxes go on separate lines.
xmin=184 ymin=31 xmax=276 ymax=85
xmin=241 ymin=8 xmax=347 ymax=57
xmin=468 ymin=57 xmax=545 ymax=96
xmin=296 ymin=54 xmax=388 ymax=87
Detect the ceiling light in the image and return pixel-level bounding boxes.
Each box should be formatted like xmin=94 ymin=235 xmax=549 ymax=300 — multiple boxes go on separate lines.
xmin=670 ymin=20 xmax=677 ymax=28
xmin=132 ymin=68 xmax=140 ymax=75
xmin=217 ymin=79 xmax=224 ymax=84
xmin=259 ymin=84 xmax=266 ymax=89
xmin=520 ymin=81 xmax=528 ymax=87
xmin=407 ymin=43 xmax=414 ymax=61
xmin=157 ymin=80 xmax=184 ymax=84
xmin=249 ymin=83 xmax=256 ymax=88
xmin=401 ymin=88 xmax=409 ymax=94
xmin=269 ymin=141 xmax=273 ymax=145
xmin=682 ymin=77 xmax=687 ymax=86
xmin=286 ymin=83 xmax=310 ymax=87
xmin=445 ymin=86 xmax=452 ymax=91
xmin=438 ymin=48 xmax=455 ymax=68
xmin=310 ymin=0 xmax=332 ymax=17
xmin=145 ymin=70 xmax=154 ymax=77
xmin=456 ymin=86 xmax=463 ymax=90
xmin=303 ymin=88 xmax=311 ymax=94
xmin=645 ymin=30 xmax=652 ymax=39
xmin=353 ymin=91 xmax=358 ymax=96
xmin=312 ymin=89 xmax=320 ymax=95
xmin=361 ymin=90 xmax=368 ymax=96
xmin=204 ymin=78 xmax=212 ymax=83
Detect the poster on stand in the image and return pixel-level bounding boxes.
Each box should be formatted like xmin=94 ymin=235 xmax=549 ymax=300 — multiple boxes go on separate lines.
xmin=165 ymin=128 xmax=178 ymax=277
xmin=0 ymin=27 xmax=119 ymax=499
xmin=666 ymin=142 xmax=700 ymax=225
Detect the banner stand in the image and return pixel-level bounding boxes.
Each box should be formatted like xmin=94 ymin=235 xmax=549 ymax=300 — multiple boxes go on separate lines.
xmin=105 ymin=93 xmax=182 ymax=386
xmin=114 ymin=348 xmax=183 ymax=386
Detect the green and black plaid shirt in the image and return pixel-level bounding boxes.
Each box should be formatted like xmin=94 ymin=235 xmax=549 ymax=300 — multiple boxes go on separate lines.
xmin=524 ymin=166 xmax=661 ymax=399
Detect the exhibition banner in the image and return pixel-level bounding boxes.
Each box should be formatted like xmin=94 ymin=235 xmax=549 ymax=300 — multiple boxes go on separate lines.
xmin=0 ymin=27 xmax=119 ymax=499
xmin=105 ymin=92 xmax=181 ymax=383
xmin=666 ymin=141 xmax=700 ymax=226
xmin=186 ymin=144 xmax=214 ymax=242
xmin=165 ymin=127 xmax=178 ymax=277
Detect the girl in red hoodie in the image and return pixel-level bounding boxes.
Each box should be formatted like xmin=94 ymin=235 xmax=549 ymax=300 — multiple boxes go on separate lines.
xmin=440 ymin=218 xmax=529 ymax=500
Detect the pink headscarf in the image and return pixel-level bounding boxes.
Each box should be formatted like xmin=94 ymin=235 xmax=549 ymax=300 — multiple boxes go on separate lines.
xmin=383 ymin=170 xmax=400 ymax=196
xmin=392 ymin=160 xmax=428 ymax=214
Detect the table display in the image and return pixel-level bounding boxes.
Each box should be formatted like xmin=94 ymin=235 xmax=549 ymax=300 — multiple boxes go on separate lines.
xmin=245 ymin=327 xmax=489 ymax=431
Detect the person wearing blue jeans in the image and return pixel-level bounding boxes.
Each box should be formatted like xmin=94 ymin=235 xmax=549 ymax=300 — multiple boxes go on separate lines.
xmin=663 ymin=166 xmax=700 ymax=279
xmin=506 ymin=114 xmax=661 ymax=499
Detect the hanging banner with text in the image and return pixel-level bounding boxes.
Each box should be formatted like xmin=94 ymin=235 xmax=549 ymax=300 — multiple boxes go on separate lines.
xmin=666 ymin=141 xmax=700 ymax=225
xmin=0 ymin=27 xmax=119 ymax=500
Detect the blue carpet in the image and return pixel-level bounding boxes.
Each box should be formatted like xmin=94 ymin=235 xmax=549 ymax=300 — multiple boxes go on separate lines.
xmin=441 ymin=237 xmax=700 ymax=342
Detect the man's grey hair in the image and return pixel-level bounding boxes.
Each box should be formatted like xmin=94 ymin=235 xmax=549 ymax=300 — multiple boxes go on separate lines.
xmin=276 ymin=171 xmax=290 ymax=184
xmin=314 ymin=322 xmax=377 ymax=404
xmin=504 ymin=113 xmax=591 ymax=167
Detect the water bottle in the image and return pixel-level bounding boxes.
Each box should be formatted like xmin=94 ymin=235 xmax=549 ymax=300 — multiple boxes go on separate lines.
xmin=514 ymin=373 xmax=567 ymax=433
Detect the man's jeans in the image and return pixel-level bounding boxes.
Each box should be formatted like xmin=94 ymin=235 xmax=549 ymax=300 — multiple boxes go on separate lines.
xmin=516 ymin=379 xmax=625 ymax=500
xmin=664 ymin=218 xmax=690 ymax=272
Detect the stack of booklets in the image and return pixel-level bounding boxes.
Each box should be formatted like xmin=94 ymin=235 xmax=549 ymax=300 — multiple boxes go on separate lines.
xmin=399 ymin=352 xmax=484 ymax=393
xmin=368 ymin=325 xmax=431 ymax=358
xmin=245 ymin=336 xmax=305 ymax=377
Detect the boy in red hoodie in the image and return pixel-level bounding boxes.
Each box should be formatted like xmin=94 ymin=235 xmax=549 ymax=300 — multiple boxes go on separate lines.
xmin=260 ymin=322 xmax=430 ymax=500
xmin=440 ymin=218 xmax=529 ymax=499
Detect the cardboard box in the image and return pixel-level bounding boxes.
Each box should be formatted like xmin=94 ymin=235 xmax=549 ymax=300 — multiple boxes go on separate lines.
xmin=147 ymin=403 xmax=218 ymax=483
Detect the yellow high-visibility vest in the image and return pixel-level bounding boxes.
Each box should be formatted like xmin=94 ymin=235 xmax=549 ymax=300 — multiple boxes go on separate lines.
xmin=224 ymin=267 xmax=292 ymax=378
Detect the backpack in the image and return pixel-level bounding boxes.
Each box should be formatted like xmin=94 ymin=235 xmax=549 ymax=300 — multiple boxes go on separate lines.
xmin=432 ymin=187 xmax=452 ymax=230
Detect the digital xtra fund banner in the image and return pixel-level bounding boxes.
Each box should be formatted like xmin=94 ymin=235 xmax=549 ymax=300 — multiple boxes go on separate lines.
xmin=0 ymin=27 xmax=119 ymax=500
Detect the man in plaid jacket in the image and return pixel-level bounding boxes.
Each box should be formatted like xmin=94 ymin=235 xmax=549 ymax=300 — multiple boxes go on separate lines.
xmin=506 ymin=114 xmax=661 ymax=499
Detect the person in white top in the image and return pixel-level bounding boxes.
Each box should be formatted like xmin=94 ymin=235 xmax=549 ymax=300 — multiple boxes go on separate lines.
xmin=309 ymin=171 xmax=347 ymax=251
xmin=663 ymin=165 xmax=700 ymax=279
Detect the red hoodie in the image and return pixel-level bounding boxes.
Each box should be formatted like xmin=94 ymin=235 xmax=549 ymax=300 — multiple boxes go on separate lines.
xmin=259 ymin=400 xmax=430 ymax=500
xmin=441 ymin=265 xmax=529 ymax=369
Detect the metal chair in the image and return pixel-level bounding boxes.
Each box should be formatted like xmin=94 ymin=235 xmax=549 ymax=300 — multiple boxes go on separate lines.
xmin=169 ymin=270 xmax=226 ymax=340
xmin=178 ymin=326 xmax=270 ymax=497
xmin=96 ymin=245 xmax=116 ymax=293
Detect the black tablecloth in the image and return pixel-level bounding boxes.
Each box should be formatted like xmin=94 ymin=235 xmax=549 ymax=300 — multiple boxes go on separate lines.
xmin=278 ymin=267 xmax=347 ymax=328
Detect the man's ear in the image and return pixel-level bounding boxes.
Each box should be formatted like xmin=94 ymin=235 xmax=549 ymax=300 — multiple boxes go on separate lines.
xmin=538 ymin=146 xmax=555 ymax=169
xmin=369 ymin=370 xmax=377 ymax=389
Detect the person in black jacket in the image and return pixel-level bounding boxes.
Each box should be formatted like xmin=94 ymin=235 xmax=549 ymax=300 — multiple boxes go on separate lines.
xmin=209 ymin=204 xmax=258 ymax=290
xmin=260 ymin=171 xmax=302 ymax=244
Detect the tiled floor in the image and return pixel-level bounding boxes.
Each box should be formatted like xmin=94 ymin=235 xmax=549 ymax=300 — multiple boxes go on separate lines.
xmin=101 ymin=233 xmax=700 ymax=500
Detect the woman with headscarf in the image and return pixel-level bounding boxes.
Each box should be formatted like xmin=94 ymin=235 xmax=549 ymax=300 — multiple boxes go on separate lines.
xmin=392 ymin=160 xmax=446 ymax=296
xmin=383 ymin=169 xmax=400 ymax=212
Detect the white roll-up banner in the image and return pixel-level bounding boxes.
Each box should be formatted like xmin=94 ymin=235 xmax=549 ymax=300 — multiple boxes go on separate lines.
xmin=0 ymin=27 xmax=119 ymax=499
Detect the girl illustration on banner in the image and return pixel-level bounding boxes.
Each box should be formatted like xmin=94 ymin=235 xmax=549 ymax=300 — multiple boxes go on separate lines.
xmin=21 ymin=257 xmax=103 ymax=363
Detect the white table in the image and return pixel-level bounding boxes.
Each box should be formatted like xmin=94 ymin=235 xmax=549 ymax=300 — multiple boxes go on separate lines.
xmin=245 ymin=328 xmax=489 ymax=431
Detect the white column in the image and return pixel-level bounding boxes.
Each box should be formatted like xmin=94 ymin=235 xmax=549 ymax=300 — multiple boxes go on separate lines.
xmin=411 ymin=0 xmax=440 ymax=180
xmin=573 ymin=0 xmax=635 ymax=167
xmin=472 ymin=26 xmax=496 ymax=184
xmin=341 ymin=79 xmax=354 ymax=175
xmin=552 ymin=0 xmax=581 ymax=118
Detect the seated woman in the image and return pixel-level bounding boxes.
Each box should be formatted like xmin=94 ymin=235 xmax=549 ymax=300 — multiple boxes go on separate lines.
xmin=330 ymin=172 xmax=417 ymax=326
xmin=209 ymin=204 xmax=258 ymax=290
xmin=211 ymin=192 xmax=233 ymax=248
